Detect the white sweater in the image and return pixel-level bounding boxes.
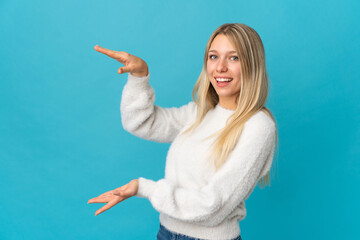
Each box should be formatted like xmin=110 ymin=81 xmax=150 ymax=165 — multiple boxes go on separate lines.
xmin=120 ymin=73 xmax=276 ymax=240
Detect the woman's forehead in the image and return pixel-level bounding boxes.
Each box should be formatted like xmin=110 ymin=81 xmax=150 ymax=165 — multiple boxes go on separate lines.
xmin=209 ymin=34 xmax=237 ymax=53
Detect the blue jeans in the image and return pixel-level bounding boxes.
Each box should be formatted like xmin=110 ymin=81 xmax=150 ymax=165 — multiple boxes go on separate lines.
xmin=156 ymin=224 xmax=242 ymax=240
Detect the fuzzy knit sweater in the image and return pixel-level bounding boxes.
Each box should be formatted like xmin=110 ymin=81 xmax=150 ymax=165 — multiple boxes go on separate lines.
xmin=120 ymin=73 xmax=276 ymax=240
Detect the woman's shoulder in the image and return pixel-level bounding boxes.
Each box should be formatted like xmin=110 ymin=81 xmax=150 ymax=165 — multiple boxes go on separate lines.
xmin=175 ymin=101 xmax=197 ymax=116
xmin=160 ymin=101 xmax=198 ymax=127
xmin=244 ymin=110 xmax=276 ymax=134
xmin=181 ymin=101 xmax=197 ymax=110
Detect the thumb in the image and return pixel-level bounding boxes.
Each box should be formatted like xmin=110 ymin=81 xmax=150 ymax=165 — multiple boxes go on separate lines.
xmin=118 ymin=66 xmax=131 ymax=74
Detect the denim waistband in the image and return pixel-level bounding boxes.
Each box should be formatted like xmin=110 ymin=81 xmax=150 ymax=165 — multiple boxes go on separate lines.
xmin=158 ymin=224 xmax=242 ymax=240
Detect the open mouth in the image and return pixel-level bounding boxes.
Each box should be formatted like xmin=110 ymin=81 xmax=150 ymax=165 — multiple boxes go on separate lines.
xmin=215 ymin=77 xmax=233 ymax=87
xmin=215 ymin=77 xmax=233 ymax=83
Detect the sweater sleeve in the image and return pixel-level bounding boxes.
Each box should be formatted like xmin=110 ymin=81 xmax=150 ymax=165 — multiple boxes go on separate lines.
xmin=120 ymin=73 xmax=197 ymax=143
xmin=135 ymin=116 xmax=276 ymax=226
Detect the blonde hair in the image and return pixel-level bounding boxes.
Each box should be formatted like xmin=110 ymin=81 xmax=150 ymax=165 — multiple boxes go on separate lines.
xmin=184 ymin=23 xmax=279 ymax=188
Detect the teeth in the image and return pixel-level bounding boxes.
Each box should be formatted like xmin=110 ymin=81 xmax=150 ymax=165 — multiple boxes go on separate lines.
xmin=215 ymin=78 xmax=232 ymax=82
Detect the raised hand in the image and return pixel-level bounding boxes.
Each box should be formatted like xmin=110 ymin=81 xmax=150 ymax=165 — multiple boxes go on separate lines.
xmin=94 ymin=45 xmax=149 ymax=77
xmin=87 ymin=179 xmax=139 ymax=216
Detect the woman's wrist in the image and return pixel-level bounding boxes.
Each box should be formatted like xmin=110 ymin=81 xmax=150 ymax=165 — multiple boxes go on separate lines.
xmin=130 ymin=68 xmax=148 ymax=77
xmin=130 ymin=61 xmax=148 ymax=77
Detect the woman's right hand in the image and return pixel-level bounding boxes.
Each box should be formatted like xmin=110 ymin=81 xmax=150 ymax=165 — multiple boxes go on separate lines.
xmin=94 ymin=45 xmax=149 ymax=77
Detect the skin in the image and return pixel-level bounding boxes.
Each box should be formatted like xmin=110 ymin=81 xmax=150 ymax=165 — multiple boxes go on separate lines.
xmin=207 ymin=34 xmax=242 ymax=110
xmin=88 ymin=45 xmax=147 ymax=216
xmin=93 ymin=45 xmax=149 ymax=77
xmin=87 ymin=179 xmax=139 ymax=216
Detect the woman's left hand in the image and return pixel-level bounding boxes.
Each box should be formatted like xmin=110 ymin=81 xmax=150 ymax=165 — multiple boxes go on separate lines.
xmin=87 ymin=179 xmax=139 ymax=216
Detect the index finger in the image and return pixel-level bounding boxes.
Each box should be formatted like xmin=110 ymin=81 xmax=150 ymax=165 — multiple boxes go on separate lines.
xmin=94 ymin=45 xmax=118 ymax=58
xmin=87 ymin=189 xmax=115 ymax=203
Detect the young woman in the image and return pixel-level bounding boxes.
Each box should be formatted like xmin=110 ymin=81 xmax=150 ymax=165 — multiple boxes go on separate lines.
xmin=88 ymin=23 xmax=278 ymax=240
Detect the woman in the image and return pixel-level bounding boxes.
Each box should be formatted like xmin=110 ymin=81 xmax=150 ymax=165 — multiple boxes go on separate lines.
xmin=88 ymin=23 xmax=278 ymax=240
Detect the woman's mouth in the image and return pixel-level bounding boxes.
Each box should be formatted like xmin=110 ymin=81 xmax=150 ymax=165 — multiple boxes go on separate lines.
xmin=215 ymin=77 xmax=233 ymax=87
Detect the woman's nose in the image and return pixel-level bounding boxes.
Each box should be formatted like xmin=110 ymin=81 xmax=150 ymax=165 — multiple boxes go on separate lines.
xmin=216 ymin=58 xmax=228 ymax=72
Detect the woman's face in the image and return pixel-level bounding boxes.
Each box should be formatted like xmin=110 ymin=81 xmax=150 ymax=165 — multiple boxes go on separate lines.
xmin=206 ymin=34 xmax=242 ymax=110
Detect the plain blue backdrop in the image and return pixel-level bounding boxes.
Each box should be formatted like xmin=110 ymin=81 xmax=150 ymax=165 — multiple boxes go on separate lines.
xmin=1 ymin=0 xmax=359 ymax=239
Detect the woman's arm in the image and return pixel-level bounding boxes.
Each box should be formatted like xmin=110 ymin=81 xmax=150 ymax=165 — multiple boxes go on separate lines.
xmin=135 ymin=115 xmax=276 ymax=226
xmin=120 ymin=73 xmax=196 ymax=143
xmin=94 ymin=45 xmax=197 ymax=143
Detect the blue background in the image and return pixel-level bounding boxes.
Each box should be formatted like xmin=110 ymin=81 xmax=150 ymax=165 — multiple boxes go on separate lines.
xmin=1 ymin=0 xmax=359 ymax=239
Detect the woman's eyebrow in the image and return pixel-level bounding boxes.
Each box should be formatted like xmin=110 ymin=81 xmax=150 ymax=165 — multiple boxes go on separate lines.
xmin=209 ymin=49 xmax=237 ymax=54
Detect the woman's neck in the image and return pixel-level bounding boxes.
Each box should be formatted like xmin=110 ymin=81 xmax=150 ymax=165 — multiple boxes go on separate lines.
xmin=218 ymin=98 xmax=237 ymax=110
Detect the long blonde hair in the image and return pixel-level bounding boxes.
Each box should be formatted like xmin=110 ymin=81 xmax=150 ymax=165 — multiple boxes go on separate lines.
xmin=185 ymin=23 xmax=278 ymax=188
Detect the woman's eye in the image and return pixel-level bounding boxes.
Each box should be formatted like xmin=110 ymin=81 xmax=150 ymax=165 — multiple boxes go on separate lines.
xmin=230 ymin=56 xmax=239 ymax=61
xmin=209 ymin=55 xmax=217 ymax=60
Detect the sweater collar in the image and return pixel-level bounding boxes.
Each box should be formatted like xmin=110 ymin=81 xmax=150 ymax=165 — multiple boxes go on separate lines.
xmin=215 ymin=103 xmax=235 ymax=113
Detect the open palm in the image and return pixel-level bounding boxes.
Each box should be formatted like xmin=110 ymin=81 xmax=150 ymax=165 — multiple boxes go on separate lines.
xmin=88 ymin=179 xmax=139 ymax=216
